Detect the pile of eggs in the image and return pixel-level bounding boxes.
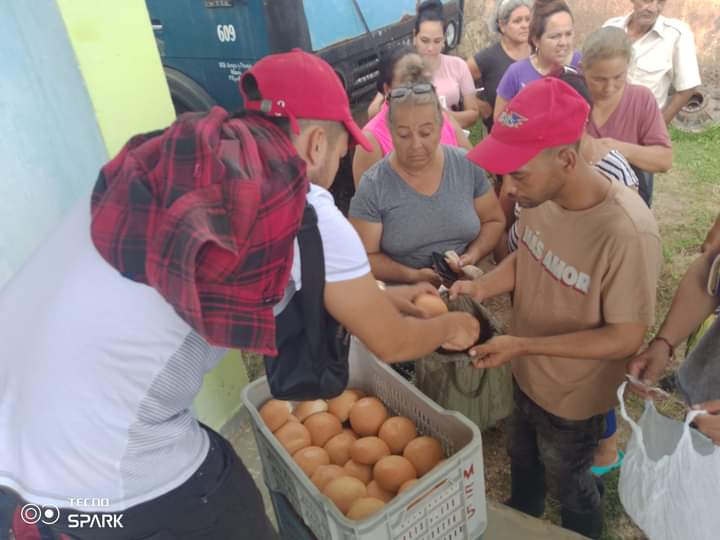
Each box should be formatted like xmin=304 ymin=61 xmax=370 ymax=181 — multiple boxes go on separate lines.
xmin=260 ymin=389 xmax=445 ymax=521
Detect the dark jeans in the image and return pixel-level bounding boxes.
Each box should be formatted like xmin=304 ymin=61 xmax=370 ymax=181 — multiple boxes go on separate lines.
xmin=49 ymin=428 xmax=277 ymax=540
xmin=0 ymin=489 xmax=16 ymax=540
xmin=508 ymin=384 xmax=605 ymax=514
xmin=633 ymin=167 xmax=654 ymax=208
xmin=0 ymin=489 xmax=58 ymax=540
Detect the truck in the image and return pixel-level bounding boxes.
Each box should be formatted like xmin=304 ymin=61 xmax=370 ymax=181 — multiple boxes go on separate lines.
xmin=146 ymin=0 xmax=464 ymax=115
xmin=145 ymin=0 xmax=464 ymax=210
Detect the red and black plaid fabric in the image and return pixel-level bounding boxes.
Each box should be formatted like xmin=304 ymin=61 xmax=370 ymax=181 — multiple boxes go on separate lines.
xmin=91 ymin=107 xmax=308 ymax=354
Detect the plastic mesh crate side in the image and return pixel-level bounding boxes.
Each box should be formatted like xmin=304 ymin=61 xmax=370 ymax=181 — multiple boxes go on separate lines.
xmin=241 ymin=342 xmax=488 ymax=540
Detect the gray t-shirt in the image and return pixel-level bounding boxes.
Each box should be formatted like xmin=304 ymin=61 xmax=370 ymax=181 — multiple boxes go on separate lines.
xmin=678 ymin=313 xmax=720 ymax=405
xmin=349 ymin=146 xmax=491 ymax=270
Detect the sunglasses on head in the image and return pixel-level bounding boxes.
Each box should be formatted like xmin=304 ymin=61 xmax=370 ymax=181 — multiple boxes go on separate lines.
xmin=389 ymin=83 xmax=435 ymax=100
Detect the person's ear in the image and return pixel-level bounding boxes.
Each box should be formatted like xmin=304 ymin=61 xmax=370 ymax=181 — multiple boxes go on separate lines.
xmin=556 ymin=145 xmax=577 ymax=172
xmin=302 ymin=125 xmax=329 ymax=171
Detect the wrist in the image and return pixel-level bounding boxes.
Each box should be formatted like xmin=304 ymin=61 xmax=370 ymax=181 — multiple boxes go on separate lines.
xmin=650 ymin=335 xmax=675 ymax=359
xmin=463 ymin=247 xmax=481 ymax=265
xmin=405 ymin=267 xmax=421 ymax=283
xmin=514 ymin=336 xmax=531 ymax=356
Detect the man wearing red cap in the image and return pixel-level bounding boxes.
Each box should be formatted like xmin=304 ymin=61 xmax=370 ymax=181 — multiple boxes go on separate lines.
xmin=451 ymin=77 xmax=661 ymax=538
xmin=0 ymin=50 xmax=479 ymax=539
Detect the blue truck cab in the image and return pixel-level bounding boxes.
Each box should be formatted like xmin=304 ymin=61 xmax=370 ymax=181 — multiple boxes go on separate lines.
xmin=146 ymin=0 xmax=464 ymax=114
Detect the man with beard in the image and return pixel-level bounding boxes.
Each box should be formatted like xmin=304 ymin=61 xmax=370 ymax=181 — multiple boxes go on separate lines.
xmin=450 ymin=77 xmax=662 ymax=539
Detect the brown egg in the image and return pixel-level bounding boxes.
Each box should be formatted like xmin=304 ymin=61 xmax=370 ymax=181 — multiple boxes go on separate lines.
xmin=366 ymin=480 xmax=394 ymax=503
xmin=378 ymin=416 xmax=417 ymax=454
xmin=403 ymin=436 xmax=444 ymax=476
xmin=373 ymin=455 xmax=417 ymax=492
xmin=413 ymin=293 xmax=448 ymax=317
xmin=293 ymin=446 xmax=330 ymax=477
xmin=310 ymin=464 xmax=347 ymax=490
xmin=294 ymin=400 xmax=328 ymax=422
xmin=350 ymin=437 xmax=391 ymax=465
xmin=349 ymin=397 xmax=388 ymax=436
xmin=348 ymin=388 xmax=366 ymax=399
xmin=327 ymin=390 xmax=361 ymax=422
xmin=274 ymin=422 xmax=311 ymax=455
xmin=325 ymin=431 xmax=357 ymax=466
xmin=322 ymin=476 xmax=367 ymax=514
xmin=287 ymin=414 xmax=300 ymax=423
xmin=304 ymin=412 xmax=343 ymax=447
xmin=346 ymin=497 xmax=385 ymax=520
xmin=259 ymin=399 xmax=292 ymax=432
xmin=343 ymin=459 xmax=373 ymax=484
xmin=398 ymin=479 xmax=418 ymax=494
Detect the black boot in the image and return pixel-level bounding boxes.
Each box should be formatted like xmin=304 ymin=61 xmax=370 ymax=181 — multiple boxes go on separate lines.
xmin=561 ymin=506 xmax=604 ymax=539
xmin=506 ymin=464 xmax=546 ymax=518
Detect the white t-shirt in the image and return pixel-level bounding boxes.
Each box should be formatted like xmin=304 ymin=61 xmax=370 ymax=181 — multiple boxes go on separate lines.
xmin=274 ymin=184 xmax=370 ymax=314
xmin=604 ymin=14 xmax=701 ymax=108
xmin=0 ymin=185 xmax=369 ymax=511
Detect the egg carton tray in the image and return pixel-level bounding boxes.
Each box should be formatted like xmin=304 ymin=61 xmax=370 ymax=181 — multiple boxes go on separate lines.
xmin=241 ymin=338 xmax=487 ymax=540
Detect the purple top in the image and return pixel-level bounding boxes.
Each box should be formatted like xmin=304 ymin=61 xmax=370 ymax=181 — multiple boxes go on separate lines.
xmin=496 ymin=52 xmax=582 ymax=101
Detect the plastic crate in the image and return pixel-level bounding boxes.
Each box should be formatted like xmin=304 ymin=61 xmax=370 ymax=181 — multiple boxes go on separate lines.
xmin=241 ymin=338 xmax=487 ymax=540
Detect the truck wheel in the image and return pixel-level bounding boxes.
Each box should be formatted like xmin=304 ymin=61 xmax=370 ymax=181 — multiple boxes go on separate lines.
xmin=673 ymin=87 xmax=720 ymax=133
xmin=164 ymin=67 xmax=215 ymax=115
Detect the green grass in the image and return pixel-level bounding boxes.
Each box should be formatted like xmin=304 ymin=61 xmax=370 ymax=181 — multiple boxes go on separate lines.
xmin=668 ymin=125 xmax=720 ymax=185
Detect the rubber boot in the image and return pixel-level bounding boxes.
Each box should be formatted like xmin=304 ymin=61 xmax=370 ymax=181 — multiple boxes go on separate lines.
xmin=505 ymin=464 xmax=546 ymax=518
xmin=561 ymin=506 xmax=604 ymax=539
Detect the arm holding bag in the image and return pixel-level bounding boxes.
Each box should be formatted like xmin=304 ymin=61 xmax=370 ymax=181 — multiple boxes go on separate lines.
xmin=617 ymin=382 xmax=720 ymax=540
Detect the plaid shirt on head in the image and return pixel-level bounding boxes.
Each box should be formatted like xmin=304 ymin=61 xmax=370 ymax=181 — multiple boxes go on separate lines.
xmin=91 ymin=107 xmax=308 ymax=354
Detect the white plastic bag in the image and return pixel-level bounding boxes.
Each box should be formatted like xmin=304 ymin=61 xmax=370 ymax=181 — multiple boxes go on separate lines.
xmin=617 ymin=382 xmax=720 ymax=540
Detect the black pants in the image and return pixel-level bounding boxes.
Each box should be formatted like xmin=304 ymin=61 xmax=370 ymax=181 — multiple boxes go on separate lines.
xmin=633 ymin=167 xmax=654 ymax=208
xmin=49 ymin=428 xmax=277 ymax=540
xmin=508 ymin=384 xmax=605 ymax=514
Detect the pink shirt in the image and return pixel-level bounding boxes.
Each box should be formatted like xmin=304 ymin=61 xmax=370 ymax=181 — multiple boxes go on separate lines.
xmin=586 ymin=84 xmax=671 ymax=148
xmin=433 ymin=54 xmax=476 ymax=110
xmin=363 ymin=101 xmax=459 ymax=156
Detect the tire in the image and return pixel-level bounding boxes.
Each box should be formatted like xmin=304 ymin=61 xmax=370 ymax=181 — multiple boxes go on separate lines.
xmin=164 ymin=67 xmax=215 ymax=115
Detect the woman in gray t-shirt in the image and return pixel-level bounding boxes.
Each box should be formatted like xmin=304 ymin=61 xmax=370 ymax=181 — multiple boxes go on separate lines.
xmin=349 ymin=79 xmax=505 ymax=287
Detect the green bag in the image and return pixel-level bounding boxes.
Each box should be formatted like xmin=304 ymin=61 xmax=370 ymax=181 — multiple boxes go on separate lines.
xmin=415 ymin=295 xmax=514 ymax=431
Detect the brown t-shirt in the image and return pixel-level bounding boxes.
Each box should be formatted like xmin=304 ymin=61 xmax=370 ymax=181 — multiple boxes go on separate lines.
xmin=511 ymin=181 xmax=661 ymax=419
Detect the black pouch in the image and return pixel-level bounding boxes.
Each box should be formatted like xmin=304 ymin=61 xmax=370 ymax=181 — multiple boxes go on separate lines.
xmin=264 ymin=204 xmax=348 ymax=400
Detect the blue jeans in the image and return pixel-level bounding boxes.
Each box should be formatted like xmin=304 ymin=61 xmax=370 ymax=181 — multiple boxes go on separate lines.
xmin=0 ymin=488 xmax=58 ymax=540
xmin=0 ymin=489 xmax=16 ymax=540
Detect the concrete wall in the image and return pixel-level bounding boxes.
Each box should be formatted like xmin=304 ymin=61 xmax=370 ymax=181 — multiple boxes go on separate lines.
xmin=2 ymin=0 xmax=247 ymax=432
xmin=0 ymin=1 xmax=107 ymax=287
xmin=458 ymin=0 xmax=720 ymax=87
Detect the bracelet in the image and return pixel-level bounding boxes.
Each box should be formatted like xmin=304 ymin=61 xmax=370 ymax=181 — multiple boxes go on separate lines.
xmin=651 ymin=336 xmax=675 ymax=358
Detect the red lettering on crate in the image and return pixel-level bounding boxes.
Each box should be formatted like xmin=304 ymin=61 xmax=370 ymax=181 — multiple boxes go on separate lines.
xmin=466 ymin=505 xmax=476 ymax=519
xmin=463 ymin=464 xmax=475 ymax=480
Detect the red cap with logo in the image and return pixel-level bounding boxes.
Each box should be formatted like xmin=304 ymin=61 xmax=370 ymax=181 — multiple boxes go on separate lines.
xmin=467 ymin=77 xmax=590 ymax=175
xmin=239 ymin=48 xmax=373 ymax=152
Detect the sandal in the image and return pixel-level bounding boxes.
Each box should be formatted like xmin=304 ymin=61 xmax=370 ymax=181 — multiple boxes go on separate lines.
xmin=591 ymin=450 xmax=624 ymax=476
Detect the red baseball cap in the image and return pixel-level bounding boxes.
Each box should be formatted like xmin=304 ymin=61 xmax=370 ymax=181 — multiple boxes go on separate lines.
xmin=239 ymin=49 xmax=373 ymax=152
xmin=467 ymin=78 xmax=590 ymax=175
